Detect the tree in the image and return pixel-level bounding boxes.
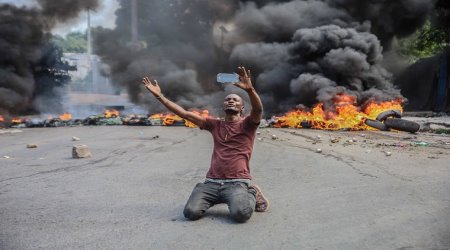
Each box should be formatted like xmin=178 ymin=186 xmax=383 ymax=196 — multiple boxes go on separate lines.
xmin=399 ymin=0 xmax=450 ymax=62
xmin=52 ymin=31 xmax=87 ymax=53
xmin=399 ymin=21 xmax=450 ymax=62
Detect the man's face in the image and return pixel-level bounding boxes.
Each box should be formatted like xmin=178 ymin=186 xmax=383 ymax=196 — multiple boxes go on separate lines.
xmin=223 ymin=94 xmax=244 ymax=114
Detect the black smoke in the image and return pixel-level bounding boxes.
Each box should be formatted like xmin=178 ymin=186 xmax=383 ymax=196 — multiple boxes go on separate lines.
xmin=95 ymin=0 xmax=435 ymax=115
xmin=0 ymin=0 xmax=99 ymax=119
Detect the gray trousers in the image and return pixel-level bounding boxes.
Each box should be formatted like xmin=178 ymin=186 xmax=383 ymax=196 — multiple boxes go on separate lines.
xmin=183 ymin=181 xmax=257 ymax=223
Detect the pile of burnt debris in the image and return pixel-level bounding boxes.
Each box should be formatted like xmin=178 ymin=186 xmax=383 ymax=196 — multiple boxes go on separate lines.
xmin=1 ymin=114 xmax=181 ymax=128
xmin=0 ymin=108 xmax=205 ymax=128
xmin=0 ymin=109 xmax=440 ymax=134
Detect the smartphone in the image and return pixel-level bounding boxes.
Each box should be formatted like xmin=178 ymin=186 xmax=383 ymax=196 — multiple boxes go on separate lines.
xmin=217 ymin=73 xmax=240 ymax=83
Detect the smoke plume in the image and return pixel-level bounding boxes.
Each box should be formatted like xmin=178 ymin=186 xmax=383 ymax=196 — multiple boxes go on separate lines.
xmin=95 ymin=0 xmax=435 ymax=115
xmin=0 ymin=0 xmax=99 ymax=118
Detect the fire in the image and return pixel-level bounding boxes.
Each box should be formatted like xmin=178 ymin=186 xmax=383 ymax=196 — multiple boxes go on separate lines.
xmin=0 ymin=115 xmax=4 ymax=122
xmin=148 ymin=110 xmax=211 ymax=127
xmin=11 ymin=117 xmax=22 ymax=124
xmin=104 ymin=109 xmax=120 ymax=118
xmin=334 ymin=93 xmax=356 ymax=106
xmin=59 ymin=113 xmax=72 ymax=121
xmin=147 ymin=113 xmax=182 ymax=125
xmin=273 ymin=94 xmax=404 ymax=130
xmin=163 ymin=114 xmax=184 ymax=126
xmin=185 ymin=110 xmax=210 ymax=128
xmin=363 ymin=98 xmax=403 ymax=119
xmin=149 ymin=113 xmax=164 ymax=119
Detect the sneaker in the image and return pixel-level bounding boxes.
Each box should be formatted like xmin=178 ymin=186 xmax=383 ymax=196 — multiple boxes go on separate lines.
xmin=250 ymin=184 xmax=269 ymax=212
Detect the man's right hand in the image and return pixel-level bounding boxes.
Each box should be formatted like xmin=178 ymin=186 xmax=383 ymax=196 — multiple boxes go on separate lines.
xmin=142 ymin=76 xmax=162 ymax=98
xmin=141 ymin=75 xmax=205 ymax=127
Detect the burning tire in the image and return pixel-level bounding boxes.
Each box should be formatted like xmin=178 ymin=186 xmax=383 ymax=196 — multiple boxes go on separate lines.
xmin=384 ymin=118 xmax=420 ymax=133
xmin=300 ymin=120 xmax=312 ymax=128
xmin=376 ymin=110 xmax=402 ymax=122
xmin=364 ymin=118 xmax=390 ymax=131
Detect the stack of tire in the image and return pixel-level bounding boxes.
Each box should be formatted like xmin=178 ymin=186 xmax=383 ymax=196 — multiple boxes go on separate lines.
xmin=364 ymin=110 xmax=420 ymax=133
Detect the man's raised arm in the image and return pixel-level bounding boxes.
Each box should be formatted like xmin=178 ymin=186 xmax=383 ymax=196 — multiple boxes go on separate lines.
xmin=142 ymin=76 xmax=206 ymax=127
xmin=234 ymin=66 xmax=263 ymax=124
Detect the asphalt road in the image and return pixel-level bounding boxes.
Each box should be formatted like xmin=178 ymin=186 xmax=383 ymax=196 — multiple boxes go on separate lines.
xmin=0 ymin=126 xmax=449 ymax=249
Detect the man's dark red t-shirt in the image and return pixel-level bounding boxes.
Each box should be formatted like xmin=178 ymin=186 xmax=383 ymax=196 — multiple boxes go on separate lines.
xmin=201 ymin=116 xmax=258 ymax=179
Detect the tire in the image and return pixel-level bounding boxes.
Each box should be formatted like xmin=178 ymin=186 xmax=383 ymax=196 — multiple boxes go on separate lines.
xmin=384 ymin=118 xmax=420 ymax=133
xmin=376 ymin=110 xmax=402 ymax=122
xmin=300 ymin=120 xmax=312 ymax=128
xmin=364 ymin=118 xmax=390 ymax=131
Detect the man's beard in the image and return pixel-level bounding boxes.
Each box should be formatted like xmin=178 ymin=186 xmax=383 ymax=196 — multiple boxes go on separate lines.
xmin=224 ymin=107 xmax=241 ymax=116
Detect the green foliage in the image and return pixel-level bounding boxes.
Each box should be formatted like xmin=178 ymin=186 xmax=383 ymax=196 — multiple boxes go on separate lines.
xmin=52 ymin=31 xmax=87 ymax=53
xmin=399 ymin=21 xmax=450 ymax=62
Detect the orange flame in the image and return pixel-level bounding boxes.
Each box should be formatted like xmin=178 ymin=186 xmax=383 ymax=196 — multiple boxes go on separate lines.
xmin=148 ymin=113 xmax=181 ymax=125
xmin=11 ymin=117 xmax=22 ymax=124
xmin=363 ymin=98 xmax=403 ymax=119
xmin=273 ymin=94 xmax=403 ymax=130
xmin=0 ymin=115 xmax=4 ymax=122
xmin=59 ymin=113 xmax=72 ymax=121
xmin=149 ymin=113 xmax=164 ymax=119
xmin=163 ymin=114 xmax=184 ymax=126
xmin=149 ymin=110 xmax=211 ymax=127
xmin=104 ymin=109 xmax=120 ymax=118
xmin=184 ymin=110 xmax=210 ymax=128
